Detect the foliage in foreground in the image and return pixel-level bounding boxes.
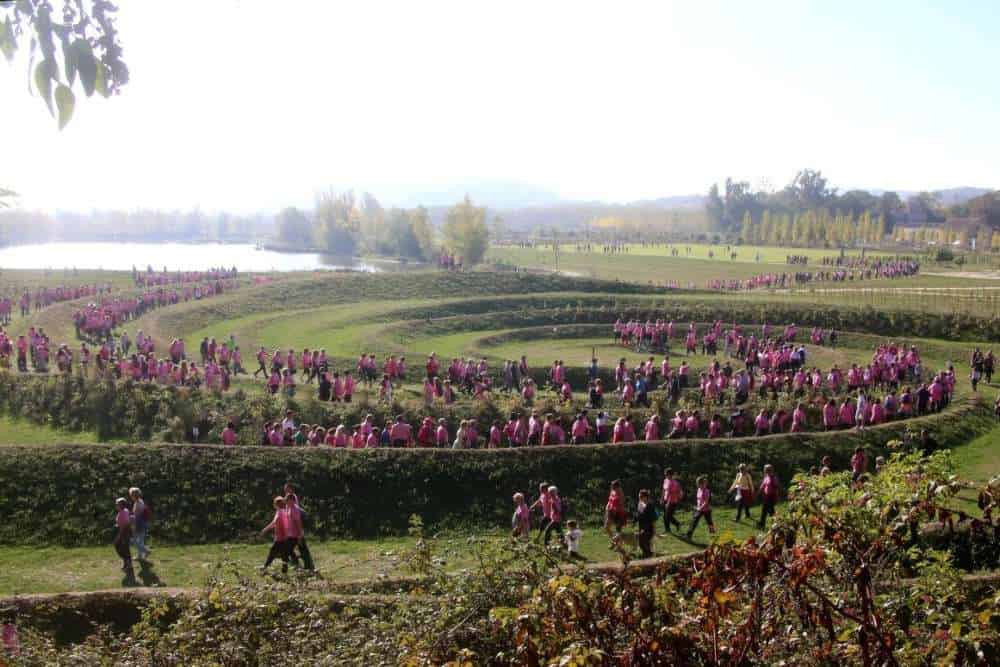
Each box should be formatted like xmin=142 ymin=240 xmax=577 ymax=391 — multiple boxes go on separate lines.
xmin=10 ymin=454 xmax=1000 ymax=666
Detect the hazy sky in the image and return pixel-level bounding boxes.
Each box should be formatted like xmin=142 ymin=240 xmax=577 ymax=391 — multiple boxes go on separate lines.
xmin=1 ymin=0 xmax=998 ymax=212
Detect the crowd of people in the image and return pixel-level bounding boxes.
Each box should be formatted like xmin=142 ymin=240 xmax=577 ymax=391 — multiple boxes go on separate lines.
xmin=0 ymin=283 xmax=116 ymax=325
xmin=73 ymin=277 xmax=240 ymax=343
xmin=706 ymin=258 xmax=920 ymax=291
xmin=508 ymin=452 xmax=889 ymax=558
xmin=227 ymin=322 xmax=954 ymax=450
xmin=131 ymin=265 xmax=239 ymax=288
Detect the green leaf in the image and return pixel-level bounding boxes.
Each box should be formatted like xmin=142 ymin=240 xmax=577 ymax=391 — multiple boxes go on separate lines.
xmin=62 ymin=36 xmax=78 ymax=87
xmin=34 ymin=59 xmax=58 ymax=117
xmin=95 ymin=62 xmax=109 ymax=99
xmin=73 ymin=39 xmax=97 ymax=97
xmin=0 ymin=18 xmax=15 ymax=63
xmin=55 ymin=84 xmax=75 ymax=131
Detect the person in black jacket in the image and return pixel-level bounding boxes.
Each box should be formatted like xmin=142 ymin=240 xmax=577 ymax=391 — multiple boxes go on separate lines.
xmin=635 ymin=489 xmax=656 ymax=558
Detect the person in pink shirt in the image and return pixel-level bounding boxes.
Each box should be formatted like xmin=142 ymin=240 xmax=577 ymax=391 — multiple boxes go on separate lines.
xmin=511 ymin=492 xmax=531 ymax=540
xmin=386 ymin=416 xmax=409 ymax=447
xmin=413 ymin=417 xmax=432 ymax=447
xmin=644 ymin=415 xmax=660 ymax=441
xmin=822 ymin=399 xmax=838 ymax=430
xmin=221 ymin=421 xmax=237 ymax=445
xmin=790 ymin=403 xmax=807 ymax=433
xmin=114 ymin=497 xmax=135 ymax=581
xmin=530 ymin=482 xmax=552 ymax=539
xmin=661 ymin=468 xmax=683 ymax=532
xmin=365 ymin=428 xmax=379 ymax=448
xmin=684 ymin=411 xmax=699 ymax=436
xmin=754 ymin=409 xmax=771 ymax=436
xmin=604 ymin=480 xmax=627 ymax=535
xmin=342 ymin=371 xmax=355 ymax=403
xmin=488 ymin=421 xmax=502 ymax=448
xmin=283 ymin=491 xmax=313 ymax=570
xmin=850 ymin=446 xmax=868 ymax=483
xmin=543 ymin=486 xmax=564 ymax=545
xmin=570 ymin=412 xmax=591 ymax=445
xmin=708 ymin=414 xmax=723 ymax=438
xmin=427 ymin=418 xmax=446 ymax=448
xmin=838 ymin=399 xmax=855 ymax=428
xmin=260 ymin=496 xmax=290 ymax=573
xmin=686 ymin=476 xmax=716 ymax=538
xmin=757 ymin=465 xmax=781 ymax=529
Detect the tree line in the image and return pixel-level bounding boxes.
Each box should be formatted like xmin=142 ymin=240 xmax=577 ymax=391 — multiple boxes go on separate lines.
xmin=276 ymin=192 xmax=491 ymax=264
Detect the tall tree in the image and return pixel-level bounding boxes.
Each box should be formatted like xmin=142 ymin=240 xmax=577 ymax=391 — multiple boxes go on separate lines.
xmin=787 ymin=169 xmax=833 ymax=209
xmin=315 ymin=190 xmax=360 ymax=255
xmin=276 ymin=207 xmax=314 ymax=248
xmin=442 ymin=196 xmax=488 ymax=265
xmin=705 ymin=183 xmax=724 ymax=231
xmin=1 ymin=0 xmax=129 ymax=128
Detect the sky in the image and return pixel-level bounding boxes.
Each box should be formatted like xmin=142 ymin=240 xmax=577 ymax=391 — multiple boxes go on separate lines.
xmin=1 ymin=0 xmax=998 ymax=212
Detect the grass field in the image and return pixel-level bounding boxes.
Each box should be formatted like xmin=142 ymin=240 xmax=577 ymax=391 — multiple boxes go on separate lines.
xmin=1 ymin=256 xmax=999 ymax=598
xmin=0 ymin=508 xmax=765 ymax=596
xmin=487 ymin=243 xmax=990 ymax=288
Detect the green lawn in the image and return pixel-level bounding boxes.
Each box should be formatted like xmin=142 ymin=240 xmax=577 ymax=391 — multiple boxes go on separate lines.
xmin=0 ymin=507 xmax=764 ymax=595
xmin=487 ymin=245 xmax=991 ymax=288
xmin=0 ymin=416 xmax=111 ymax=446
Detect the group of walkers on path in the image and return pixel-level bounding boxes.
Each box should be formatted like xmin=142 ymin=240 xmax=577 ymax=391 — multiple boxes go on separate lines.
xmin=111 ymin=482 xmax=317 ymax=579
xmin=707 ymin=258 xmax=919 ymax=291
xmin=511 ymin=449 xmax=886 ymax=559
xmin=0 ymin=283 xmax=114 ymax=325
xmin=511 ymin=463 xmax=785 ymax=559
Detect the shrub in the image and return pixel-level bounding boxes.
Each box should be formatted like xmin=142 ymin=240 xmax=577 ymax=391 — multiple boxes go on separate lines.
xmin=0 ymin=399 xmax=988 ymax=546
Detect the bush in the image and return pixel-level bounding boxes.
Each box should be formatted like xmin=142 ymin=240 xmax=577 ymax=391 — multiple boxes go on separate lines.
xmin=0 ymin=399 xmax=988 ymax=546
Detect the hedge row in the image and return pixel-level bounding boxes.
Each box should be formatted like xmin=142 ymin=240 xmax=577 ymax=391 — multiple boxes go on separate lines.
xmin=0 ymin=398 xmax=989 ymax=546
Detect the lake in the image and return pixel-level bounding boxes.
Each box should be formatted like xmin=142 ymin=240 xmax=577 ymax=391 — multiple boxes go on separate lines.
xmin=0 ymin=242 xmax=415 ymax=272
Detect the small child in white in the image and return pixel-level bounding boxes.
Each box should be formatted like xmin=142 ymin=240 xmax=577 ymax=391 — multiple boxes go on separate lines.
xmin=564 ymin=520 xmax=585 ymax=561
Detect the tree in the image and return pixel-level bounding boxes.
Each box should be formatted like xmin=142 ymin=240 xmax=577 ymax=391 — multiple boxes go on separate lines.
xmin=787 ymin=168 xmax=833 ymax=209
xmin=876 ymin=191 xmax=903 ymax=231
xmin=739 ymin=210 xmax=753 ymax=244
xmin=315 ymin=190 xmax=359 ymax=255
xmin=489 ymin=214 xmax=507 ymax=241
xmin=409 ymin=206 xmax=435 ymax=260
xmin=442 ymin=196 xmax=488 ymax=265
xmin=705 ymin=183 xmax=724 ymax=231
xmin=0 ymin=187 xmax=16 ymax=208
xmin=1 ymin=0 xmax=129 ymax=128
xmin=276 ymin=207 xmax=314 ymax=248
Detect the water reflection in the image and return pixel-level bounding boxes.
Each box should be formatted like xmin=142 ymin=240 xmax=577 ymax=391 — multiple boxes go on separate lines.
xmin=0 ymin=242 xmax=423 ymax=272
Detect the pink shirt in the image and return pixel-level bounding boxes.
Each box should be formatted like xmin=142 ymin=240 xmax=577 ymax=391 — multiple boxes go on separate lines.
xmin=222 ymin=428 xmax=237 ymax=445
xmin=663 ymin=478 xmax=682 ymax=503
xmin=285 ymin=504 xmax=303 ymax=539
xmin=696 ymin=487 xmax=711 ymax=512
xmin=272 ymin=509 xmax=288 ymax=542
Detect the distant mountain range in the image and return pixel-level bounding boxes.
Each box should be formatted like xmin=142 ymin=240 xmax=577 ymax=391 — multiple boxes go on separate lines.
xmin=395 ymin=182 xmax=992 ymax=212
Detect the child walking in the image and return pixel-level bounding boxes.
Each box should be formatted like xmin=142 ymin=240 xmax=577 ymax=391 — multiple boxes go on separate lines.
xmin=686 ymin=476 xmax=716 ymax=539
xmin=564 ymin=520 xmax=585 ymax=561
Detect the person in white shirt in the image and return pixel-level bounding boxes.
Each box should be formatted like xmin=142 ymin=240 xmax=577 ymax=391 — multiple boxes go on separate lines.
xmin=280 ymin=409 xmax=297 ymax=433
xmin=564 ymin=520 xmax=584 ymax=561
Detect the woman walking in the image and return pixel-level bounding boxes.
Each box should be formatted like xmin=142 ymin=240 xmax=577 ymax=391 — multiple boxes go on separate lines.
xmin=260 ymin=496 xmax=291 ymax=573
xmin=129 ymin=487 xmax=151 ymax=561
xmin=114 ymin=497 xmax=135 ymax=581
